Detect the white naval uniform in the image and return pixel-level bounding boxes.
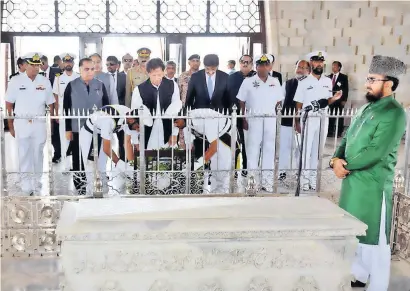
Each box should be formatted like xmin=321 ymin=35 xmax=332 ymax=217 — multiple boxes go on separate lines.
xmin=131 ymin=81 xmax=180 ymax=150
xmin=5 ymin=73 xmax=55 ymax=194
xmin=183 ymin=109 xmax=233 ymax=194
xmin=236 ymin=74 xmax=284 ymax=190
xmin=52 ymin=71 xmax=79 ymax=165
xmin=293 ymin=74 xmax=333 ymax=189
xmin=78 ymin=105 xmax=131 ymax=194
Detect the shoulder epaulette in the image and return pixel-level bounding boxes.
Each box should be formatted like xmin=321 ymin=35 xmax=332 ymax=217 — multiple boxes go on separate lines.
xmin=55 ymin=73 xmax=61 ymax=77
xmin=39 ymin=72 xmax=45 ymax=76
xmin=297 ymin=75 xmax=307 ymax=81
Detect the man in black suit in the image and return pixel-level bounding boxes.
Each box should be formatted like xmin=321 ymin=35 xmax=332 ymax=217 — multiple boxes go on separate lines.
xmin=40 ymin=55 xmax=63 ymax=163
xmin=40 ymin=55 xmax=63 ymax=87
xmin=185 ymin=54 xmax=230 ymax=159
xmin=106 ymin=55 xmax=127 ymax=160
xmin=328 ymin=61 xmax=349 ymax=137
xmin=269 ymin=54 xmax=283 ymax=85
xmin=186 ymin=54 xmax=230 ymax=112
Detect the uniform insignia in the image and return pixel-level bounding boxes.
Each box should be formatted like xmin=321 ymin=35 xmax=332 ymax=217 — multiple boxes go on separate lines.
xmin=318 ymin=52 xmax=322 ymax=57
xmin=307 ymin=86 xmax=313 ymax=90
xmin=269 ymin=83 xmax=275 ymax=87
xmin=33 ymin=53 xmax=40 ymax=61
xmin=260 ymin=55 xmax=268 ymax=62
xmin=297 ymin=75 xmax=307 ymax=81
xmin=252 ymin=80 xmax=260 ymax=88
xmin=55 ymin=73 xmax=60 ymax=77
xmin=36 ymin=85 xmax=45 ymax=90
xmin=63 ymin=54 xmax=71 ymax=61
xmin=337 ymin=82 xmax=341 ymax=86
xmin=60 ymin=82 xmax=66 ymax=84
xmin=19 ymin=87 xmax=26 ymax=90
xmin=323 ymin=85 xmax=329 ymax=88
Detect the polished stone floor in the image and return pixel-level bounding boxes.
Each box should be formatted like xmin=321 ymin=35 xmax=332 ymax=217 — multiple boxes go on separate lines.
xmin=1 ymin=257 xmax=410 ymax=291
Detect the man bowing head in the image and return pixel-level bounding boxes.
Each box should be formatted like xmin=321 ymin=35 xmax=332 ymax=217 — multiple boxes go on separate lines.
xmin=131 ymin=58 xmax=181 ymax=150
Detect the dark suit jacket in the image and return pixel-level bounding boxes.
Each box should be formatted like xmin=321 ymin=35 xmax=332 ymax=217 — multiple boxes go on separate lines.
xmin=328 ymin=72 xmax=349 ymax=106
xmin=40 ymin=67 xmax=63 ymax=87
xmin=271 ymin=70 xmax=283 ymax=85
xmin=117 ymin=71 xmax=127 ymax=105
xmin=185 ymin=69 xmax=230 ymax=111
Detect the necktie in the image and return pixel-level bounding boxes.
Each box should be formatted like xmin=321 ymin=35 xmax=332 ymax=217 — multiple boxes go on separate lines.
xmin=111 ymin=73 xmax=115 ymax=79
xmin=207 ymin=75 xmax=214 ymax=99
xmin=332 ymin=75 xmax=336 ymax=87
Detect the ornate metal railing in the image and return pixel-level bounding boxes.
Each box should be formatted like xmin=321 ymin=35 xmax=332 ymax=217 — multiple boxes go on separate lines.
xmin=1 ymin=106 xmax=409 ymax=258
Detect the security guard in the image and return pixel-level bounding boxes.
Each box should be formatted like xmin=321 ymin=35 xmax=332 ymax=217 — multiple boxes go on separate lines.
xmin=52 ymin=53 xmax=79 ymax=168
xmin=5 ymin=52 xmax=55 ymax=195
xmin=125 ymin=47 xmax=151 ymax=107
xmin=237 ymin=54 xmax=284 ymax=192
xmin=294 ymin=51 xmax=342 ymax=190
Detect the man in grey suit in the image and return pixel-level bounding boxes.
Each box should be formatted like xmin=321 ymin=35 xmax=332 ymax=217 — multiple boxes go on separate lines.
xmin=106 ymin=55 xmax=127 ymax=160
xmin=90 ymin=53 xmax=119 ymax=105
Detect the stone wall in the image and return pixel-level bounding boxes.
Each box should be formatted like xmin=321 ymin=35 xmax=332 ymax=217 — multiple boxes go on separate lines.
xmin=265 ymin=1 xmax=410 ymax=108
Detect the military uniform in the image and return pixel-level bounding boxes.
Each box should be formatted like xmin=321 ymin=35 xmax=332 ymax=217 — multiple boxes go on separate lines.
xmin=5 ymin=52 xmax=55 ymax=195
xmin=332 ymin=55 xmax=407 ymax=291
xmin=52 ymin=53 xmax=79 ymax=167
xmin=125 ymin=48 xmax=151 ymax=107
xmin=294 ymin=51 xmax=333 ymax=190
xmin=237 ymin=54 xmax=284 ymax=191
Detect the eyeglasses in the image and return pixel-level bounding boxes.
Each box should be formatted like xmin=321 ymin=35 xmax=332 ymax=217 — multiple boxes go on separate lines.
xmin=106 ymin=63 xmax=116 ymax=66
xmin=123 ymin=59 xmax=132 ymax=62
xmin=366 ymin=77 xmax=388 ymax=84
xmin=240 ymin=60 xmax=251 ymax=65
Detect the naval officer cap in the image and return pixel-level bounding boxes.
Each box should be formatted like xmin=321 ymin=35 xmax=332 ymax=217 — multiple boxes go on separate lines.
xmin=307 ymin=50 xmax=327 ymax=62
xmin=24 ymin=52 xmax=43 ymax=65
xmin=255 ymin=54 xmax=272 ymax=65
xmin=60 ymin=53 xmax=76 ymax=62
xmin=137 ymin=48 xmax=151 ymax=59
xmin=369 ymin=55 xmax=406 ymax=79
xmin=188 ymin=54 xmax=200 ymax=61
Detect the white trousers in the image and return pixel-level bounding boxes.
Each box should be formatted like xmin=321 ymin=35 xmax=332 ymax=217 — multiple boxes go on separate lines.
xmin=246 ymin=117 xmax=276 ymax=187
xmin=209 ymin=141 xmax=232 ymax=194
xmin=16 ymin=122 xmax=46 ymax=194
xmin=79 ymin=129 xmax=109 ymax=194
xmin=300 ymin=121 xmax=320 ymax=186
xmin=351 ymin=193 xmax=391 ymax=291
xmin=278 ymin=125 xmax=299 ymax=171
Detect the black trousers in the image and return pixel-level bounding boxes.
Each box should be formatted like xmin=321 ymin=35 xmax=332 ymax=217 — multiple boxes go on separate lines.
xmin=116 ymin=130 xmax=125 ymax=161
xmin=51 ymin=120 xmax=61 ymax=159
xmin=71 ymin=132 xmax=87 ymax=195
xmin=236 ymin=119 xmax=247 ymax=174
xmin=328 ymin=105 xmax=345 ymax=136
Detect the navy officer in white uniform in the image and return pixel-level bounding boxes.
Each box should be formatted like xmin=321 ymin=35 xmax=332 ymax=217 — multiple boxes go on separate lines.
xmin=294 ymin=51 xmax=342 ymax=191
xmin=5 ymin=52 xmax=55 ymax=195
xmin=237 ymin=54 xmax=284 ymax=192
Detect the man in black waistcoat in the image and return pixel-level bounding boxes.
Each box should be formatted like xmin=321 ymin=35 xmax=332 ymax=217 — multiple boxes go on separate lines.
xmin=278 ymin=60 xmax=310 ymax=181
xmin=130 ymin=58 xmax=181 ymax=149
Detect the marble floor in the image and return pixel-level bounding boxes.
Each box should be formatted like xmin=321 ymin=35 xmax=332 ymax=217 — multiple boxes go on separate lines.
xmin=1 ymin=256 xmax=410 ymax=291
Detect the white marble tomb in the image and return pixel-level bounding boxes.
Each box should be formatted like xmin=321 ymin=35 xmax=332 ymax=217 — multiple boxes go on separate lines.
xmin=56 ymin=196 xmax=367 ymax=291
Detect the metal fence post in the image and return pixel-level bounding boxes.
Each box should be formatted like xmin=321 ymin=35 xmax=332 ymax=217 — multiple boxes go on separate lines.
xmin=403 ymin=108 xmax=410 ymax=195
xmin=229 ymin=105 xmax=238 ymax=194
xmin=185 ymin=110 xmax=191 ymax=194
xmin=274 ymin=103 xmax=282 ymax=193
xmin=316 ymin=110 xmax=327 ymax=192
xmin=92 ymin=105 xmax=103 ymax=198
xmin=46 ymin=106 xmax=54 ymax=196
xmin=138 ymin=105 xmax=146 ymax=194
xmin=0 ymin=107 xmax=8 ymax=196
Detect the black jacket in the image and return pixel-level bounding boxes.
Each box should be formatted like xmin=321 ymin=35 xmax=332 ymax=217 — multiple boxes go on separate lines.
xmin=328 ymin=72 xmax=349 ymax=107
xmin=271 ymin=70 xmax=283 ymax=85
xmin=185 ymin=69 xmax=230 ymax=112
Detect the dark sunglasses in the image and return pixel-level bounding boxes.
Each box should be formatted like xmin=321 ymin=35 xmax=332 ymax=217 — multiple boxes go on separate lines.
xmin=123 ymin=59 xmax=132 ymax=62
xmin=240 ymin=60 xmax=250 ymax=65
xmin=106 ymin=63 xmax=116 ymax=66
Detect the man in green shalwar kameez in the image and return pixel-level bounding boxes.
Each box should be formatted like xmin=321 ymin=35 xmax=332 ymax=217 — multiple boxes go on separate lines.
xmin=330 ymin=55 xmax=407 ymax=291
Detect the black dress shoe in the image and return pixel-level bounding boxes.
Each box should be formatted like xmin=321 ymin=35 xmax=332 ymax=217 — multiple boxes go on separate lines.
xmin=351 ymin=280 xmax=366 ymax=288
xmin=52 ymin=157 xmax=61 ymax=163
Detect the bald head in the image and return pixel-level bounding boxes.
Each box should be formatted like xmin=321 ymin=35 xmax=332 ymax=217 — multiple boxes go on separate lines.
xmin=295 ymin=60 xmax=310 ymax=77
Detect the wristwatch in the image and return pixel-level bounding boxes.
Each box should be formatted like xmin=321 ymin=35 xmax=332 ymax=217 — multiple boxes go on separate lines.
xmin=329 ymin=157 xmax=339 ymax=168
